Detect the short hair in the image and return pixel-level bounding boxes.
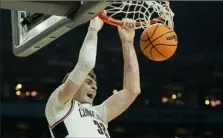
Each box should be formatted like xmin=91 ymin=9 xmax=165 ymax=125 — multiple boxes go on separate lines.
xmin=62 ymin=70 xmax=96 ymax=84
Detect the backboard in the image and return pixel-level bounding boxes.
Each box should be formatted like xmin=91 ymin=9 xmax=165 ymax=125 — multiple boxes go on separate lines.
xmin=1 ymin=1 xmax=111 ymax=57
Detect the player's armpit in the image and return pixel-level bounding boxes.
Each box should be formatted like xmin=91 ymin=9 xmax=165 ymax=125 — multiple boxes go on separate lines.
xmin=104 ymin=89 xmax=140 ymax=122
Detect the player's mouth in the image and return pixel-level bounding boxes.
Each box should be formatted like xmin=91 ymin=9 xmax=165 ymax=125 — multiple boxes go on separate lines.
xmin=87 ymin=92 xmax=94 ymax=99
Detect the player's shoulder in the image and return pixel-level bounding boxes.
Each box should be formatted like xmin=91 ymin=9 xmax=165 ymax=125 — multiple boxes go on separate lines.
xmin=48 ymin=84 xmax=64 ymax=100
xmin=45 ymin=84 xmax=74 ymax=121
xmin=53 ymin=84 xmax=64 ymax=95
xmin=45 ymin=84 xmax=65 ymax=109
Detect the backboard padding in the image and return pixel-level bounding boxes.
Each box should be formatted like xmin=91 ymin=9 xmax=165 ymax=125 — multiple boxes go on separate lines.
xmin=10 ymin=1 xmax=111 ymax=57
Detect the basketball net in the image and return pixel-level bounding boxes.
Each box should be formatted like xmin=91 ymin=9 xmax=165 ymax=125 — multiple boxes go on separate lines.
xmin=98 ymin=1 xmax=174 ymax=29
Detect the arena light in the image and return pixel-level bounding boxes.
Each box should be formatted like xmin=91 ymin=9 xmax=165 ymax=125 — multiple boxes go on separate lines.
xmin=210 ymin=100 xmax=216 ymax=107
xmin=216 ymin=100 xmax=221 ymax=105
xmin=25 ymin=91 xmax=30 ymax=96
xmin=15 ymin=83 xmax=22 ymax=90
xmin=16 ymin=91 xmax=21 ymax=96
xmin=205 ymin=100 xmax=210 ymax=105
xmin=31 ymin=91 xmax=38 ymax=97
xmin=172 ymin=94 xmax=177 ymax=99
xmin=177 ymin=92 xmax=182 ymax=97
xmin=161 ymin=97 xmax=168 ymax=103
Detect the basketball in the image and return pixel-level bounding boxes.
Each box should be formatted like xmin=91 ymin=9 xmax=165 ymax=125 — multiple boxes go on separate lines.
xmin=140 ymin=24 xmax=178 ymax=61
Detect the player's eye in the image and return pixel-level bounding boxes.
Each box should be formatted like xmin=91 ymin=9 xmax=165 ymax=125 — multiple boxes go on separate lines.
xmin=86 ymin=81 xmax=92 ymax=85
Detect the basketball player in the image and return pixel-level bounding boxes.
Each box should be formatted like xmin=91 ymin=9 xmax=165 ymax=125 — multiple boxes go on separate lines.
xmin=45 ymin=16 xmax=141 ymax=138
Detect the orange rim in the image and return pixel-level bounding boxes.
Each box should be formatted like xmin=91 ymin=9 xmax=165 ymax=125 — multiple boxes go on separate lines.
xmin=97 ymin=10 xmax=162 ymax=27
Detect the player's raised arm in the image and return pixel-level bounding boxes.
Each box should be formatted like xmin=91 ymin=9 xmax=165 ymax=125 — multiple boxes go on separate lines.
xmin=103 ymin=18 xmax=141 ymax=122
xmin=58 ymin=17 xmax=104 ymax=105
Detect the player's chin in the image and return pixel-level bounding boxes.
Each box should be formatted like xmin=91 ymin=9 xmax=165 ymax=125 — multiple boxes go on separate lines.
xmin=84 ymin=96 xmax=93 ymax=104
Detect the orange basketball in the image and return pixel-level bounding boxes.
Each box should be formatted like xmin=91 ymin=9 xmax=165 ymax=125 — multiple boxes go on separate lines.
xmin=140 ymin=24 xmax=178 ymax=61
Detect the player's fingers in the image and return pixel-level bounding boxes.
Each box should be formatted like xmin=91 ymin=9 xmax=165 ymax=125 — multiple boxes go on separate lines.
xmin=124 ymin=18 xmax=128 ymax=28
xmin=128 ymin=19 xmax=131 ymax=28
xmin=102 ymin=10 xmax=107 ymax=17
xmin=133 ymin=20 xmax=136 ymax=28
xmin=128 ymin=18 xmax=135 ymax=28
xmin=122 ymin=18 xmax=127 ymax=28
xmin=126 ymin=19 xmax=132 ymax=28
xmin=129 ymin=19 xmax=135 ymax=28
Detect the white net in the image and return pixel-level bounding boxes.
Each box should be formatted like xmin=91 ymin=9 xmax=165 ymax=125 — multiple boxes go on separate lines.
xmin=104 ymin=1 xmax=174 ymax=29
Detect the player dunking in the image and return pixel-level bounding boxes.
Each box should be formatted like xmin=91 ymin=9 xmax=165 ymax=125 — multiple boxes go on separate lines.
xmin=45 ymin=16 xmax=141 ymax=138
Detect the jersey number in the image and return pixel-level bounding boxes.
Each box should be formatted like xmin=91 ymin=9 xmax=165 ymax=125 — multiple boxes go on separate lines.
xmin=93 ymin=120 xmax=109 ymax=138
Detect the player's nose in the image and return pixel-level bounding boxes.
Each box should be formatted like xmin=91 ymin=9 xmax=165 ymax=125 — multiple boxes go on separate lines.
xmin=91 ymin=84 xmax=97 ymax=91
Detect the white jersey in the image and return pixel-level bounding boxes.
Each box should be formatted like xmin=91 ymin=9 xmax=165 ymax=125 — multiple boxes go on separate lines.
xmin=45 ymin=85 xmax=110 ymax=138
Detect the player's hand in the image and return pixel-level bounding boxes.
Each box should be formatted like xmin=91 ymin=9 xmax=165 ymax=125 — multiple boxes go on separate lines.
xmin=89 ymin=16 xmax=104 ymax=32
xmin=118 ymin=18 xmax=136 ymax=44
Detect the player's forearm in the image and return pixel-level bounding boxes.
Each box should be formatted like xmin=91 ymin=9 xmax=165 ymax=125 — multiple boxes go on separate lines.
xmin=122 ymin=42 xmax=141 ymax=94
xmin=77 ymin=28 xmax=98 ymax=68
xmin=68 ymin=28 xmax=98 ymax=85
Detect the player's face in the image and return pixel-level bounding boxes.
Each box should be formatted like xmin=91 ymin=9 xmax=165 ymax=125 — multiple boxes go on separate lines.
xmin=73 ymin=75 xmax=97 ymax=104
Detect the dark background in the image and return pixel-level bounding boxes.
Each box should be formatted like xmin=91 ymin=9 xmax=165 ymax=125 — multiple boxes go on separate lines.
xmin=1 ymin=1 xmax=223 ymax=138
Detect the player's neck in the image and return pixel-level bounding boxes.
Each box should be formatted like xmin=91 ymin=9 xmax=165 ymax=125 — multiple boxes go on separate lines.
xmin=76 ymin=101 xmax=92 ymax=107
